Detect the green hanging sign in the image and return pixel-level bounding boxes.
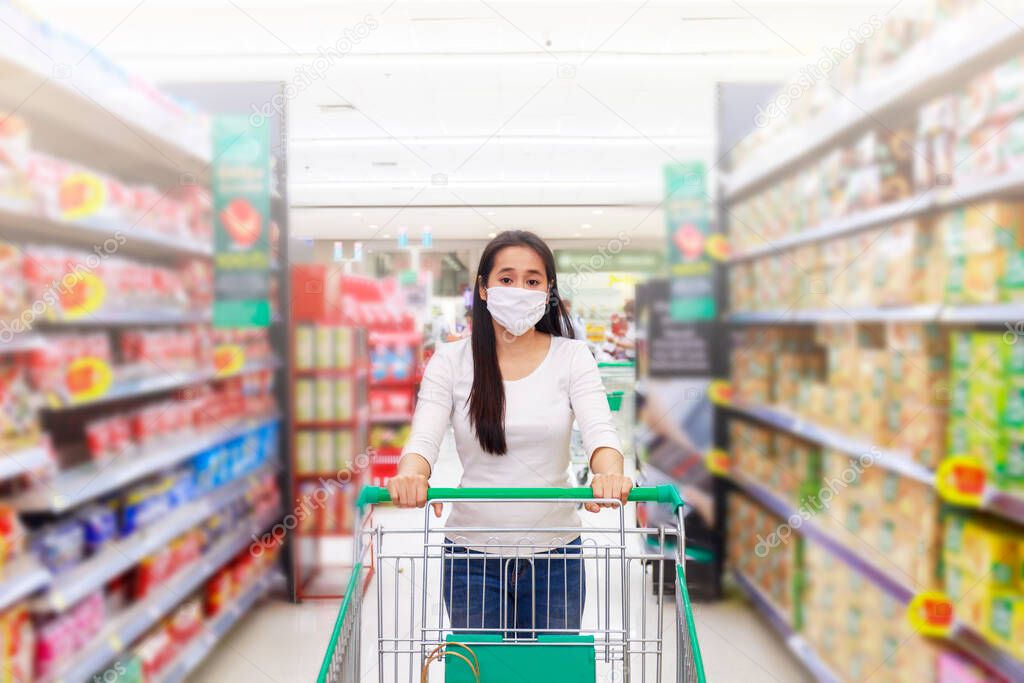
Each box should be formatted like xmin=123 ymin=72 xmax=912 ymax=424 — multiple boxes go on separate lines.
xmin=664 ymin=162 xmax=718 ymax=321
xmin=212 ymin=115 xmax=272 ymax=327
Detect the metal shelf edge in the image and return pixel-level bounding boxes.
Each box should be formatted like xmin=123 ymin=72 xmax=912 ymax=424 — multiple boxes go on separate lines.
xmin=724 ymin=401 xmax=935 ymax=485
xmin=731 ymin=570 xmax=840 ymax=683
xmin=155 ymin=570 xmax=279 ymax=683
xmin=36 ymin=462 xmax=278 ymax=612
xmin=42 ymin=506 xmax=282 ymax=683
xmin=729 ymin=472 xmax=917 ymax=604
xmin=13 ymin=415 xmax=280 ymax=513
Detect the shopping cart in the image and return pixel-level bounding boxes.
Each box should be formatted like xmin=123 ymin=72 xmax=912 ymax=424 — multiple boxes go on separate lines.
xmin=316 ymin=485 xmax=706 ymax=683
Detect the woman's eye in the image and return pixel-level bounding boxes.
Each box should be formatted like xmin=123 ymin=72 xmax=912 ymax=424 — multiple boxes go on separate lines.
xmin=527 ymin=279 xmax=541 ymax=287
xmin=499 ymin=277 xmax=513 ymax=285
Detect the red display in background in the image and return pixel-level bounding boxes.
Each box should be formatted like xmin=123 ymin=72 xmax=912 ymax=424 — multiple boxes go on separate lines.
xmin=291 ymin=265 xmax=417 ymax=330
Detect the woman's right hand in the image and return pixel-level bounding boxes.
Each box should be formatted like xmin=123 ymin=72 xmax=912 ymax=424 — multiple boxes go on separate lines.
xmin=386 ymin=474 xmax=443 ymax=517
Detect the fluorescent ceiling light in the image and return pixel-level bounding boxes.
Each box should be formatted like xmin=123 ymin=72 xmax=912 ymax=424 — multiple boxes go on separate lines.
xmin=581 ymin=223 xmax=592 ymax=228
xmin=487 ymin=232 xmax=496 ymax=238
xmin=592 ymin=209 xmax=604 ymax=215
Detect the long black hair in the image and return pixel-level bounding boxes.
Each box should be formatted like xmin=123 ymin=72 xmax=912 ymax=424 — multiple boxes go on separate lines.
xmin=468 ymin=230 xmax=573 ymax=454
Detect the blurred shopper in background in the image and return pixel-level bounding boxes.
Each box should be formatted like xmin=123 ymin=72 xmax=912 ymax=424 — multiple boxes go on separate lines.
xmin=563 ymin=298 xmax=588 ymax=342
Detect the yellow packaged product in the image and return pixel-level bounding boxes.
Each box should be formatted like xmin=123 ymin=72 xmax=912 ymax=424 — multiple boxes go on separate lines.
xmin=986 ymin=590 xmax=1024 ymax=659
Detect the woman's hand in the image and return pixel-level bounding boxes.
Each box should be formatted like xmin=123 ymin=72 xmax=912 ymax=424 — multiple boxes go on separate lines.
xmin=587 ymin=472 xmax=633 ymax=513
xmin=386 ymin=473 xmax=442 ymax=517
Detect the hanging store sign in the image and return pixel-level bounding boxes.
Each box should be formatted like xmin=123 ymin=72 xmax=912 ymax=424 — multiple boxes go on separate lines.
xmin=664 ymin=162 xmax=717 ymax=321
xmin=212 ymin=115 xmax=272 ymax=327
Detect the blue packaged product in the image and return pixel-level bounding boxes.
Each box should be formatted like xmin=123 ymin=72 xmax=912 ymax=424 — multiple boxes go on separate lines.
xmin=78 ymin=505 xmax=117 ymax=554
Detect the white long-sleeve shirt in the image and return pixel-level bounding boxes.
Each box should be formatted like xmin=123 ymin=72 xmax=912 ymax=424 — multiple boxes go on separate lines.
xmin=401 ymin=335 xmax=622 ymax=549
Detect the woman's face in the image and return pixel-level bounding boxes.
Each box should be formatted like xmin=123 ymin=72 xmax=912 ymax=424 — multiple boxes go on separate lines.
xmin=481 ymin=245 xmax=549 ymax=299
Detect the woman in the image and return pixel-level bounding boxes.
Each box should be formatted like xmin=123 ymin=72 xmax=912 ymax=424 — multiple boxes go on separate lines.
xmin=388 ymin=230 xmax=631 ymax=635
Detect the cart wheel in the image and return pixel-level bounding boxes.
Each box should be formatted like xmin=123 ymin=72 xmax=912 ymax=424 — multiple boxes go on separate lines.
xmin=650 ymin=558 xmax=677 ymax=596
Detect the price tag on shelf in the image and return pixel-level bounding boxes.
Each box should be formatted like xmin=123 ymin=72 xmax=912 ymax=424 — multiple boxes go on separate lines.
xmin=705 ymin=234 xmax=731 ymax=261
xmin=214 ymin=344 xmax=246 ymax=378
xmin=58 ymin=270 xmax=106 ymax=319
xmin=107 ymin=632 xmax=124 ymax=653
xmin=65 ymin=356 xmax=113 ymax=403
xmin=706 ymin=448 xmax=731 ymax=476
xmin=906 ymin=591 xmax=954 ymax=637
xmin=707 ymin=380 xmax=734 ymax=407
xmin=936 ymin=456 xmax=987 ymax=507
xmin=59 ymin=171 xmax=106 ymax=220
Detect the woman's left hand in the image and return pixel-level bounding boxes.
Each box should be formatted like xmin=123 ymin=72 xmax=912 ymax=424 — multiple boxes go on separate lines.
xmin=587 ymin=473 xmax=633 ymax=513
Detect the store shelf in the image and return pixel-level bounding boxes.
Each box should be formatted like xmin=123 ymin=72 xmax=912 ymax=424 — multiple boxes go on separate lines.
xmin=13 ymin=415 xmax=279 ymax=514
xmin=0 ymin=333 xmax=45 ymax=355
xmin=979 ymin=488 xmax=1024 ymax=527
xmin=729 ymin=304 xmax=1024 ymax=325
xmin=0 ymin=445 xmax=52 ymax=483
xmin=722 ymin=401 xmax=934 ymax=485
xmin=41 ymin=506 xmax=281 ymax=683
xmin=0 ymin=555 xmax=52 ymax=612
xmin=731 ymin=570 xmax=840 ymax=683
xmin=949 ymin=621 xmax=1024 ymax=682
xmin=38 ymin=310 xmax=212 ymax=327
xmin=370 ymin=413 xmax=414 ymax=424
xmin=0 ymin=51 xmax=210 ymax=188
xmin=42 ymin=366 xmax=211 ymax=411
xmin=295 ymin=367 xmax=366 ymax=378
xmin=723 ymin=6 xmax=1024 ymax=199
xmin=729 ymin=194 xmax=933 ymax=262
xmin=729 ymin=471 xmax=916 ymax=603
xmin=34 ymin=463 xmax=276 ymax=613
xmin=0 ymin=196 xmax=211 ymax=261
xmin=43 ymin=357 xmax=280 ymax=412
xmin=155 ymin=570 xmax=280 ymax=683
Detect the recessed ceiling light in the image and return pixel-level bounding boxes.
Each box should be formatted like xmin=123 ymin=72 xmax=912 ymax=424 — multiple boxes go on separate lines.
xmin=381 ymin=233 xmax=391 ymax=238
xmin=581 ymin=223 xmax=592 ymax=229
xmin=592 ymin=209 xmax=603 ymax=215
xmin=487 ymin=232 xmax=497 ymax=238
xmin=352 ymin=212 xmax=362 ymax=217
xmin=573 ymin=232 xmax=582 ymax=237
xmin=369 ymin=224 xmax=379 ymax=229
xmin=319 ymin=103 xmax=356 ymax=112
xmin=487 ymin=211 xmax=496 ymax=216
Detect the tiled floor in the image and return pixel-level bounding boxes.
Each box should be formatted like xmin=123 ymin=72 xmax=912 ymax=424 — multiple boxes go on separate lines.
xmin=194 ymin=438 xmax=812 ymax=682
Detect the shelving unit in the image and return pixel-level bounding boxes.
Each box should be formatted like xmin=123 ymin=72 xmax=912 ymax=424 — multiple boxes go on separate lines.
xmin=0 ymin=445 xmax=53 ymax=483
xmin=154 ymin=569 xmax=281 ymax=683
xmin=0 ymin=196 xmax=211 ymax=261
xmin=34 ymin=463 xmax=278 ymax=613
xmin=40 ymin=506 xmax=281 ymax=683
xmin=731 ymin=570 xmax=840 ymax=683
xmin=726 ymin=471 xmax=1024 ymax=681
xmin=12 ymin=415 xmax=280 ymax=513
xmin=723 ymin=6 xmax=1024 ymax=199
xmin=0 ymin=13 xmax=290 ymax=680
xmin=718 ymin=5 xmax=1024 ymax=680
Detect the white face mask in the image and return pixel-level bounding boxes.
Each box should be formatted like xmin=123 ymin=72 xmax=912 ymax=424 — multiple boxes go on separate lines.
xmin=485 ymin=286 xmax=548 ymax=336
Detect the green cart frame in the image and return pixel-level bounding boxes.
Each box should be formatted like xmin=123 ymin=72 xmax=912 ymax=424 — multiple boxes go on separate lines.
xmin=317 ymin=485 xmax=706 ymax=682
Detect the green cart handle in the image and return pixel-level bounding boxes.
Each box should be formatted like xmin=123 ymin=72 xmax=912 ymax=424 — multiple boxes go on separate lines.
xmin=356 ymin=484 xmax=685 ymax=512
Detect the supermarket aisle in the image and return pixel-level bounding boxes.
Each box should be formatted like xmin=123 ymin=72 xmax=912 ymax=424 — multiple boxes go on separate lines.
xmin=195 ymin=435 xmax=811 ymax=682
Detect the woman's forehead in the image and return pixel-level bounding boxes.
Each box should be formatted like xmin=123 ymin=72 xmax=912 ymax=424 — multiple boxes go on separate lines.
xmin=492 ymin=245 xmax=545 ymax=272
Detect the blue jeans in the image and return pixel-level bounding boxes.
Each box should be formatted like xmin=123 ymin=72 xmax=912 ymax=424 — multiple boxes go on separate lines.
xmin=442 ymin=537 xmax=586 ymax=637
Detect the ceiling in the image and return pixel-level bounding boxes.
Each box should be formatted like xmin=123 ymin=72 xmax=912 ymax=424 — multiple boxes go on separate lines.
xmin=30 ymin=0 xmax=897 ymax=243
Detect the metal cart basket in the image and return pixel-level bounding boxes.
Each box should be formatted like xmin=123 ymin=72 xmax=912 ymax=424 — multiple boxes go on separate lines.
xmin=317 ymin=485 xmax=706 ymax=683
